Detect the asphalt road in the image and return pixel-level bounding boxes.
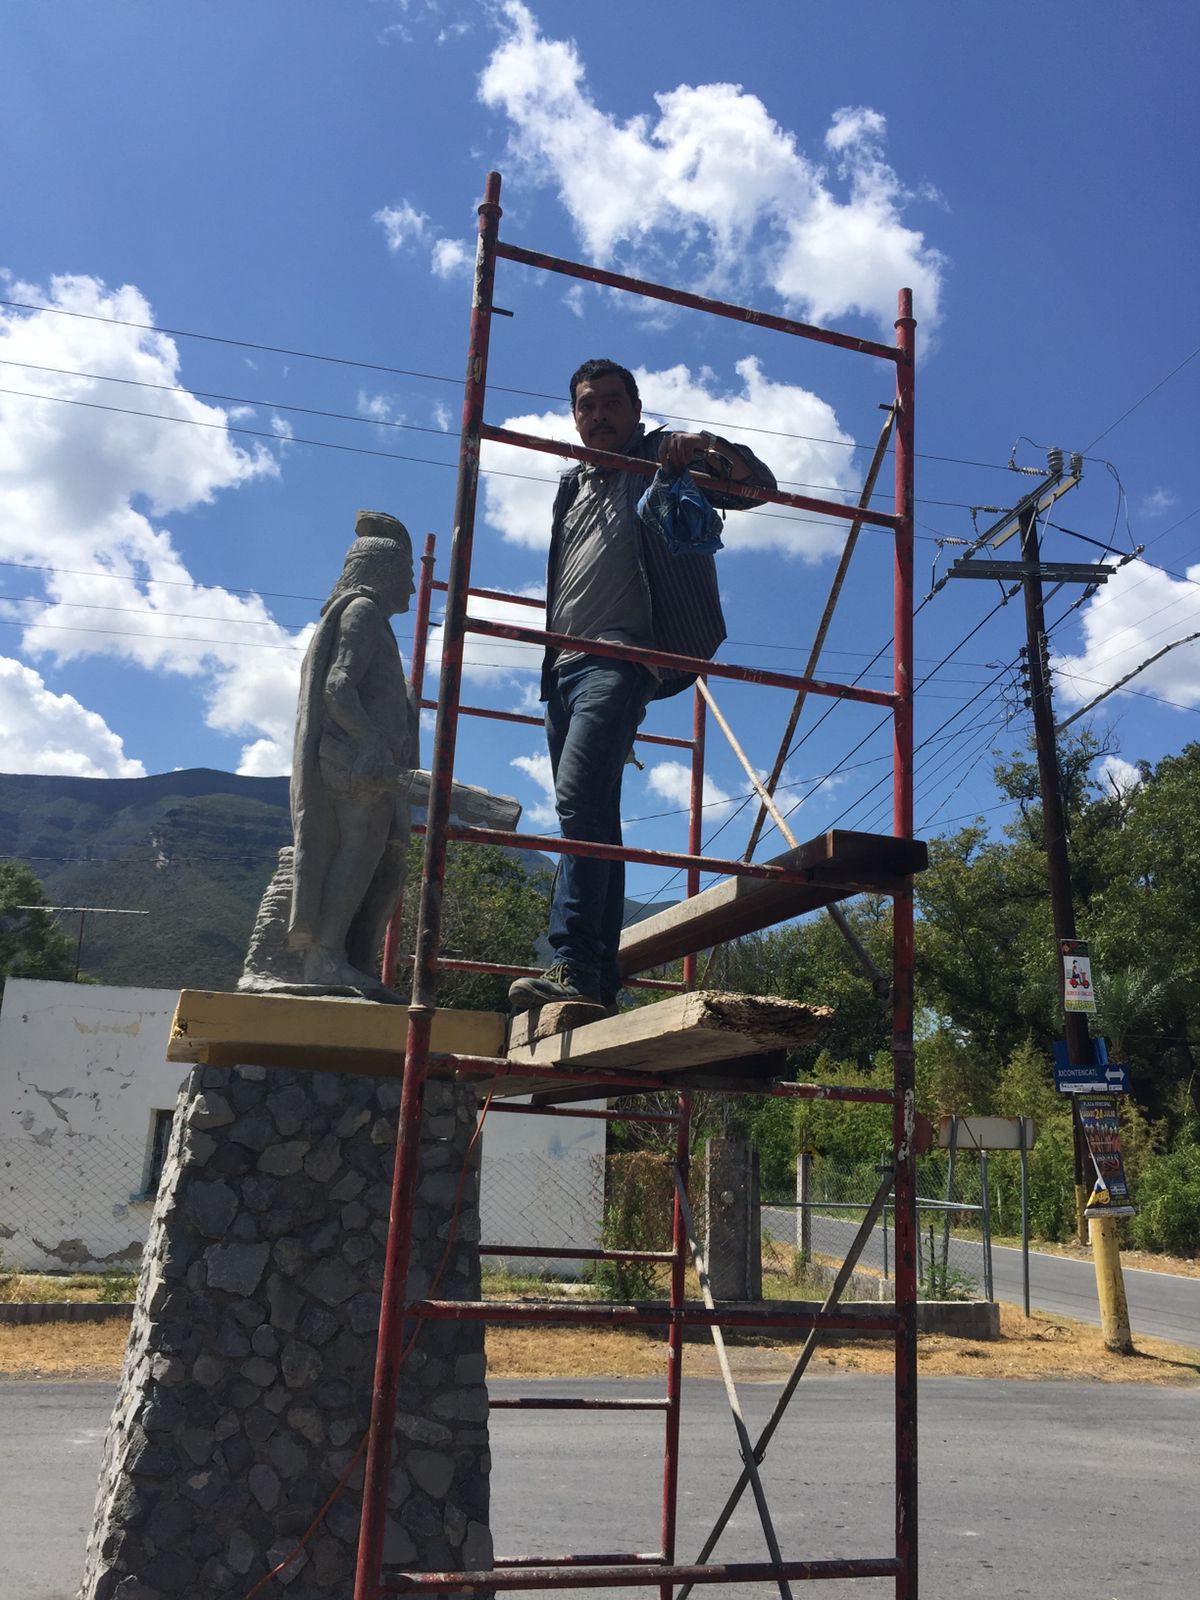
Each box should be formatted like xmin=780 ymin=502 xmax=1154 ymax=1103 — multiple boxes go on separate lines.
xmin=763 ymin=1207 xmax=1200 ymax=1347
xmin=9 ymin=1376 xmax=1198 ymax=1599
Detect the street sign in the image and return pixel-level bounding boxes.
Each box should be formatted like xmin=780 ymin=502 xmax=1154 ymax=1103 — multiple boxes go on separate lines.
xmin=937 ymin=1115 xmax=1037 ymax=1151
xmin=1053 ymin=1038 xmax=1129 ymax=1095
xmin=1061 ymin=938 xmax=1097 ymax=1013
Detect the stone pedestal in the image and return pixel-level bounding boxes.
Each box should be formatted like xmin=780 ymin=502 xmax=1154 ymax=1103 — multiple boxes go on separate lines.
xmin=80 ymin=1062 xmax=490 ymax=1599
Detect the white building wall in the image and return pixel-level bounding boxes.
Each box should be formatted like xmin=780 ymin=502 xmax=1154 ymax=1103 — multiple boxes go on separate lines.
xmin=0 ymin=979 xmax=603 ymax=1276
xmin=0 ymin=979 xmax=183 ymax=1272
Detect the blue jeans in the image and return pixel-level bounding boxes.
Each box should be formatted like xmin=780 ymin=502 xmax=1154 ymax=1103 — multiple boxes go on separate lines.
xmin=545 ymin=657 xmax=654 ymax=996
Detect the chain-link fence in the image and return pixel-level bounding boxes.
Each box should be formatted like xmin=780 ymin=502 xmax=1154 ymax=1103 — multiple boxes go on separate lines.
xmin=762 ymin=1154 xmax=994 ymax=1302
xmin=4 ymin=1128 xmax=995 ymax=1304
xmin=479 ymin=1149 xmax=605 ymax=1278
xmin=0 ymin=1132 xmax=157 ymax=1275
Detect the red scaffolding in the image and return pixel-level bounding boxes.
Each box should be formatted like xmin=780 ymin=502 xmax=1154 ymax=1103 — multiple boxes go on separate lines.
xmin=355 ymin=170 xmax=920 ymax=1599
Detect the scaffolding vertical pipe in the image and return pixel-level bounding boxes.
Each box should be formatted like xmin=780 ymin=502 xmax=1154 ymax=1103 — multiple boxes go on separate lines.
xmin=660 ymin=1093 xmax=691 ymax=1596
xmin=682 ymin=685 xmax=707 ymax=991
xmin=410 ymin=532 xmax=438 ymax=706
xmin=356 ymin=174 xmax=503 ymax=1600
xmin=891 ymin=286 xmax=918 ymax=1599
xmin=411 ymin=172 xmax=502 ymax=1011
xmin=354 ymin=1031 xmax=431 ymax=1600
xmin=382 ymin=531 xmax=438 ymax=990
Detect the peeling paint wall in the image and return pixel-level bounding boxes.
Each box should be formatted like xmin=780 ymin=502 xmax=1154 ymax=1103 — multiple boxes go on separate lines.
xmin=0 ymin=979 xmax=184 ymax=1271
xmin=0 ymin=979 xmax=604 ymax=1276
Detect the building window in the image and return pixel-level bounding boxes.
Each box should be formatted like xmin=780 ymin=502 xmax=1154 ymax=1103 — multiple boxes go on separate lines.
xmin=140 ymin=1109 xmax=175 ymax=1198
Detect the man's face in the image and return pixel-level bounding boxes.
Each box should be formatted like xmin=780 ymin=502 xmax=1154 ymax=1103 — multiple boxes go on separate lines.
xmin=572 ymin=372 xmax=641 ymax=454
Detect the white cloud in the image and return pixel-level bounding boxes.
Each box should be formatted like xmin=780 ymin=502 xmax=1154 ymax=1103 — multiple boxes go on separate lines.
xmin=424 ymin=587 xmax=546 ymax=688
xmin=373 ymin=203 xmax=471 ymax=284
xmin=510 ymin=749 xmax=557 ymax=828
xmin=482 ymin=357 xmax=857 ymax=560
xmin=357 ymin=389 xmax=403 ymax=423
xmin=431 ymin=238 xmax=471 ymax=278
xmin=373 ymin=200 xmax=430 ymax=252
xmin=0 ymin=274 xmax=307 ymax=775
xmin=1051 ymin=559 xmax=1200 ymax=712
xmin=1095 ymin=754 xmax=1143 ymax=797
xmin=479 ymin=2 xmax=944 ymax=334
xmin=645 ymin=759 xmax=738 ymax=825
xmin=480 ymin=407 xmax=575 ymax=551
xmin=1140 ymin=486 xmax=1179 ymax=519
xmin=431 ymin=400 xmax=453 ymax=432
xmin=0 ymin=657 xmax=145 ymax=778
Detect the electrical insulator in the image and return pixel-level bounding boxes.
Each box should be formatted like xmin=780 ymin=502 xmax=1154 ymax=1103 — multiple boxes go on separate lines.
xmin=1047 ymin=446 xmax=1064 ymax=477
xmin=1069 ymin=453 xmax=1083 ymax=478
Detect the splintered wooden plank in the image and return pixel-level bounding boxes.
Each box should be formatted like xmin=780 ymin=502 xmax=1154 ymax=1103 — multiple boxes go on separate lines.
xmin=618 ymin=828 xmax=928 ymax=977
xmin=168 ymin=989 xmax=506 ymax=1077
xmin=504 ymin=990 xmax=830 ymax=1075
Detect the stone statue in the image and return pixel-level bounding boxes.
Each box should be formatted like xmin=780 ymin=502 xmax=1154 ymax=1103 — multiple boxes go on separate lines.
xmin=239 ymin=510 xmax=520 ymax=1003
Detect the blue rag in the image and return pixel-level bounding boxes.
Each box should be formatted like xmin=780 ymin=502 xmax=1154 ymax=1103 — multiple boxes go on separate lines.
xmin=636 ymin=467 xmax=724 ymax=557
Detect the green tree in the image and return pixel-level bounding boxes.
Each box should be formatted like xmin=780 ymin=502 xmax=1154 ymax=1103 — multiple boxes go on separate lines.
xmin=1091 ymin=743 xmax=1200 ymax=1122
xmin=914 ymin=825 xmax=1052 ymax=1060
xmin=0 ymin=863 xmax=77 ymax=996
xmin=394 ymin=842 xmax=551 ymax=1011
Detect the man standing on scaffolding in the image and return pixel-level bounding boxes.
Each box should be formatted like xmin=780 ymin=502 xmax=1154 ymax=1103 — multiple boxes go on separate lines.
xmin=508 ymin=359 xmax=775 ymax=1015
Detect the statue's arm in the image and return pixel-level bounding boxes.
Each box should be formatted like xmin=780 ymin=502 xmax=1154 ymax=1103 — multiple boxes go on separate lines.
xmin=322 ymin=601 xmax=396 ymax=779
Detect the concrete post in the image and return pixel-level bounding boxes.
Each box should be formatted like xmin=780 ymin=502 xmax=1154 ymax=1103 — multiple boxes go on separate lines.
xmin=795 ymin=1150 xmax=812 ymax=1264
xmin=704 ymin=1136 xmax=761 ymax=1302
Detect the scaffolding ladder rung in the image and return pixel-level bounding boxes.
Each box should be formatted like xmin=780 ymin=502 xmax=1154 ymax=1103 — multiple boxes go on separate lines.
xmin=381 ymin=1556 xmax=902 ymax=1591
xmin=480 ymin=1245 xmax=674 ymax=1262
xmin=494 ymin=1551 xmax=664 ymax=1567
xmin=411 ymin=1298 xmax=899 ymax=1332
xmin=489 ymin=1397 xmax=669 ymax=1411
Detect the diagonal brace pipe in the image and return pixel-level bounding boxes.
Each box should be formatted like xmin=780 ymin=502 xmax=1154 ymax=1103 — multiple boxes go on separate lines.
xmin=672 ymin=1168 xmax=794 ymax=1600
xmin=676 ymin=1166 xmax=897 ymax=1600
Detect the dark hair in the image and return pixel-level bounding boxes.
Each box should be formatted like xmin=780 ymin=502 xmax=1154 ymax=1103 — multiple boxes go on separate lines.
xmin=569 ymin=359 xmax=639 ymax=406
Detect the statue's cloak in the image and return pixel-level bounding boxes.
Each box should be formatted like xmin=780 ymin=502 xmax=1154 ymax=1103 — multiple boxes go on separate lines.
xmin=287 ymin=590 xmax=409 ymax=949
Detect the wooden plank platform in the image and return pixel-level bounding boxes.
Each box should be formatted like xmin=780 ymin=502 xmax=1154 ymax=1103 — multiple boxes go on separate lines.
xmin=166 ymin=989 xmax=826 ymax=1101
xmin=618 ymin=828 xmax=928 ymax=977
xmin=168 ymin=990 xmax=506 ymax=1077
xmin=505 ymin=990 xmax=829 ymax=1077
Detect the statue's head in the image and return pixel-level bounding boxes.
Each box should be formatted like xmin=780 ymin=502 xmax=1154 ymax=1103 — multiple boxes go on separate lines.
xmin=325 ymin=511 xmax=414 ymax=616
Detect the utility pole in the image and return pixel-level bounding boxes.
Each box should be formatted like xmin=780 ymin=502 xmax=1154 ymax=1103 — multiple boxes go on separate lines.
xmin=1016 ymin=500 xmax=1094 ymax=1241
xmin=948 ymin=450 xmax=1133 ymax=1353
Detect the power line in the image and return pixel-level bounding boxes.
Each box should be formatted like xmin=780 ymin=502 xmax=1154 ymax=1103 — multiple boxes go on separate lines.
xmin=0 ymin=294 xmax=1026 ymax=474
xmin=0 ymin=375 xmax=992 ymax=517
xmin=1083 ymin=340 xmax=1200 ymax=452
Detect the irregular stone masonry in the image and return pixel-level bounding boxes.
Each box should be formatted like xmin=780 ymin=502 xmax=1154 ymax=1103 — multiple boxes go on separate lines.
xmin=80 ymin=1061 xmax=490 ymax=1599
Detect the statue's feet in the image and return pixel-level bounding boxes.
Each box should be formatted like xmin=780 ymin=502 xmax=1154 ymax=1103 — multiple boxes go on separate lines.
xmin=300 ymin=948 xmax=404 ymax=1004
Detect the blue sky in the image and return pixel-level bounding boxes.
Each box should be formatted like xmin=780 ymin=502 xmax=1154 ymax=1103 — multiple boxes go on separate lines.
xmin=2 ymin=0 xmax=1198 ymax=906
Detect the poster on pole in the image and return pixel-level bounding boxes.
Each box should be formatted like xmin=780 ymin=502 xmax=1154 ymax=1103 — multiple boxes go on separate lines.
xmin=1077 ymin=1094 xmax=1133 ymax=1214
xmin=1061 ymin=938 xmax=1097 ymax=1013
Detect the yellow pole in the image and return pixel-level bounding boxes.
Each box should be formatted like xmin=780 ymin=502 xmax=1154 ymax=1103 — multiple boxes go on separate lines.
xmin=1088 ymin=1213 xmax=1133 ymax=1354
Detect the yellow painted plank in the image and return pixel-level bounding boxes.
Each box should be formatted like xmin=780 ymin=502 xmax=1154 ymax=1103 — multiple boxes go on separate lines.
xmin=168 ymin=989 xmax=506 ymax=1077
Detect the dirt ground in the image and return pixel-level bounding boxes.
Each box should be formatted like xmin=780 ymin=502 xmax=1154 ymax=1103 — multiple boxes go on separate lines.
xmin=2 ymin=1301 xmax=1196 ymax=1386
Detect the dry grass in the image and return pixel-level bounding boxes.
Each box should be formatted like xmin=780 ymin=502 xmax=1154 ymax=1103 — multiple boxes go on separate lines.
xmin=0 ymin=1319 xmax=132 ymax=1380
xmin=0 ymin=1272 xmax=137 ymax=1305
xmin=3 ymin=1301 xmax=1196 ymax=1387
